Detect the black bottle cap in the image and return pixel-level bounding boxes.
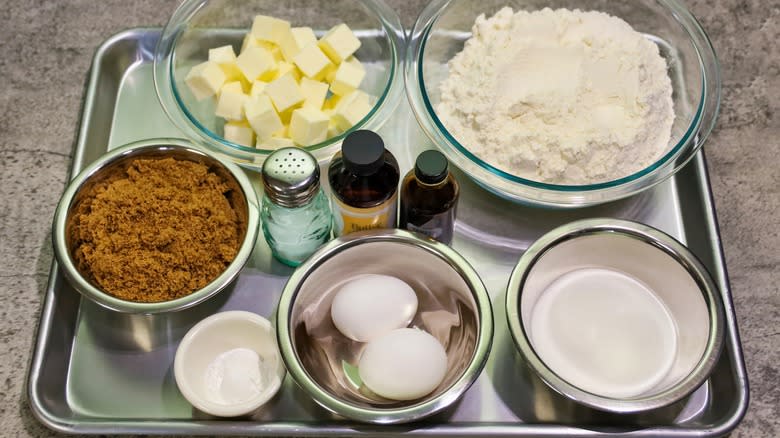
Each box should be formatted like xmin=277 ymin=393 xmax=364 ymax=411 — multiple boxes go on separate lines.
xmin=414 ymin=150 xmax=449 ymax=185
xmin=342 ymin=130 xmax=385 ymax=176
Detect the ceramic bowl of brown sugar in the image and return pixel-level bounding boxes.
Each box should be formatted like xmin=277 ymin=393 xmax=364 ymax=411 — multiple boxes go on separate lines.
xmin=52 ymin=138 xmax=259 ymax=314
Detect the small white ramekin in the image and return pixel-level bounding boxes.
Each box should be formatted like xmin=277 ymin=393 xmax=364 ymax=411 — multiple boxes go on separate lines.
xmin=174 ymin=311 xmax=286 ymax=417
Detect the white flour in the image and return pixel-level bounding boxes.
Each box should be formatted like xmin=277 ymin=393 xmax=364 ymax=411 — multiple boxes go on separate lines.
xmin=437 ymin=8 xmax=674 ymax=185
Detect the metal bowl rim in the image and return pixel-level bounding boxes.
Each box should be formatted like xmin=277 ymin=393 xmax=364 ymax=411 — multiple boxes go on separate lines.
xmin=276 ymin=229 xmax=494 ymax=424
xmin=505 ymin=218 xmax=725 ymax=413
xmin=52 ymin=138 xmax=260 ymax=314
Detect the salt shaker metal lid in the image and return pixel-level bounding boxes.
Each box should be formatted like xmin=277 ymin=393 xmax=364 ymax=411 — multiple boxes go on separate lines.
xmin=262 ymin=148 xmax=320 ymax=208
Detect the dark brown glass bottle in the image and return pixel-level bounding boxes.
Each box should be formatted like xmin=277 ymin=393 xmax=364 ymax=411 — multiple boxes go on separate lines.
xmin=400 ymin=150 xmax=459 ymax=244
xmin=328 ymin=130 xmax=400 ymax=236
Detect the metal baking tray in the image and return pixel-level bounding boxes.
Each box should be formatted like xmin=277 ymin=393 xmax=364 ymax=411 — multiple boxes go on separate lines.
xmin=28 ymin=28 xmax=748 ymax=436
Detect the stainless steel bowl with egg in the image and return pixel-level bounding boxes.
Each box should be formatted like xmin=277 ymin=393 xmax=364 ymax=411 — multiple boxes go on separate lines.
xmin=275 ymin=229 xmax=494 ymax=424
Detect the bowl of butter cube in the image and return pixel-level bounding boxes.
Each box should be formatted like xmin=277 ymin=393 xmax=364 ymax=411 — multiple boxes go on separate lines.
xmin=154 ymin=0 xmax=405 ymax=167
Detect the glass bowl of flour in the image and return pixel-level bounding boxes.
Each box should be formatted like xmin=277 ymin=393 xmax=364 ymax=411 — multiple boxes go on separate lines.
xmin=406 ymin=0 xmax=720 ymax=207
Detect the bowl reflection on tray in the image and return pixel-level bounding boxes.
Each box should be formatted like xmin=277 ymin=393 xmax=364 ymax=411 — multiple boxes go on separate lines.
xmin=276 ymin=229 xmax=494 ymax=424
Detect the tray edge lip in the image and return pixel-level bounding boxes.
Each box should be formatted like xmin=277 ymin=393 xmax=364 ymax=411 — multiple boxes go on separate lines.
xmin=25 ymin=27 xmax=750 ymax=437
xmin=688 ymin=151 xmax=750 ymax=437
xmin=25 ymin=26 xmax=162 ymax=436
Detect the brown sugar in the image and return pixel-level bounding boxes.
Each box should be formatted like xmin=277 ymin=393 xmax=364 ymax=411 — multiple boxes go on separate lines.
xmin=69 ymin=157 xmax=244 ymax=303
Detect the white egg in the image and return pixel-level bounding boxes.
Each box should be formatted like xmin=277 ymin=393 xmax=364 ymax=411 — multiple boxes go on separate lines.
xmin=330 ymin=274 xmax=418 ymax=342
xmin=358 ymin=328 xmax=448 ymax=401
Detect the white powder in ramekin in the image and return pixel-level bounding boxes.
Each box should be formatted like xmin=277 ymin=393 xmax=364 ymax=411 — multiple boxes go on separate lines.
xmin=437 ymin=7 xmax=674 ymax=185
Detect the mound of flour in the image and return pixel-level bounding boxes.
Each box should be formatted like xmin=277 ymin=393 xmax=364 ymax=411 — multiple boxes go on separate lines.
xmin=437 ymin=7 xmax=674 ymax=185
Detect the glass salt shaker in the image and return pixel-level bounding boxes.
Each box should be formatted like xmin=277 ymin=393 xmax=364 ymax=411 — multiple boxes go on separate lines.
xmin=261 ymin=147 xmax=332 ymax=267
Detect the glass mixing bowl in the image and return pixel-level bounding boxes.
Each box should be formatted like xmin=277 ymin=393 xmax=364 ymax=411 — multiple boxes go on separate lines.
xmin=406 ymin=0 xmax=720 ymax=207
xmin=155 ymin=0 xmax=405 ymax=169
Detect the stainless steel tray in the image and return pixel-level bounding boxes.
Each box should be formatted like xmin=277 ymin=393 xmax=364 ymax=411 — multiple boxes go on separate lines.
xmin=28 ymin=28 xmax=748 ymax=436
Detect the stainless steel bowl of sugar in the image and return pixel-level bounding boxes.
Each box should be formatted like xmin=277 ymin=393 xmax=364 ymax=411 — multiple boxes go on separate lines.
xmin=275 ymin=229 xmax=493 ymax=424
xmin=506 ymin=219 xmax=725 ymax=413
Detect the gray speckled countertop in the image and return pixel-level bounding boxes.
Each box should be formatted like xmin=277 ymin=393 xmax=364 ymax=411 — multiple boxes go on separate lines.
xmin=1 ymin=0 xmax=777 ymax=436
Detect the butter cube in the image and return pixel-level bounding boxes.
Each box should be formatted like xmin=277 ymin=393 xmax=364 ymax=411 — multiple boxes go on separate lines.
xmin=274 ymin=125 xmax=290 ymax=139
xmin=293 ymin=44 xmax=333 ymax=80
xmin=332 ymin=89 xmax=372 ymax=131
xmin=279 ymin=26 xmax=318 ymax=61
xmin=290 ymin=107 xmax=329 ymax=146
xmin=240 ymin=36 xmax=283 ymax=62
xmin=223 ymin=121 xmax=255 ymax=147
xmin=208 ymin=45 xmax=244 ymax=83
xmin=258 ymin=40 xmax=283 ymax=62
xmin=241 ymin=34 xmax=258 ymax=53
xmin=265 ymin=73 xmax=304 ymax=113
xmin=218 ymin=80 xmax=243 ymax=96
xmin=236 ymin=46 xmax=277 ymax=82
xmin=325 ymin=110 xmax=344 ymax=138
xmin=330 ymin=59 xmax=366 ymax=96
xmin=299 ymin=77 xmax=329 ymax=110
xmin=251 ymin=15 xmax=291 ymax=44
xmin=318 ymin=24 xmax=361 ymax=64
xmin=215 ymin=81 xmax=248 ymax=121
xmin=278 ymin=108 xmax=294 ymax=125
xmin=323 ymin=94 xmax=341 ymax=110
xmin=257 ymin=136 xmax=296 ymax=150
xmin=244 ymin=94 xmax=284 ymax=141
xmin=185 ymin=61 xmax=226 ymax=101
xmin=323 ymin=62 xmax=338 ymax=83
xmin=249 ymin=80 xmax=268 ymax=99
xmin=273 ymin=61 xmax=301 ymax=81
xmin=345 ymin=56 xmax=366 ymax=72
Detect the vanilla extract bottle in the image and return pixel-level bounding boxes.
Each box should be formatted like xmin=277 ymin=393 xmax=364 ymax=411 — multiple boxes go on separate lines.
xmin=328 ymin=130 xmax=400 ymax=236
xmin=399 ymin=150 xmax=459 ymax=244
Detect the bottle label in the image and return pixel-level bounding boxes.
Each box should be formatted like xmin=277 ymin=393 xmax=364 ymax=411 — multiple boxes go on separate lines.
xmin=332 ymin=194 xmax=397 ymax=236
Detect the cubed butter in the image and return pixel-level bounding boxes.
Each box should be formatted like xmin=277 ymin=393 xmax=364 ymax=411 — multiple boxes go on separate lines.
xmin=258 ymin=40 xmax=283 ymax=62
xmin=328 ymin=123 xmax=343 ymax=139
xmin=292 ymin=44 xmax=333 ymax=80
xmin=208 ymin=45 xmax=244 ymax=82
xmin=215 ymin=81 xmax=248 ymax=121
xmin=265 ymin=73 xmax=304 ymax=114
xmin=331 ymin=89 xmax=372 ymax=131
xmin=290 ymin=107 xmax=329 ymax=146
xmin=273 ymin=61 xmax=301 ymax=81
xmin=279 ymin=26 xmax=318 ymax=61
xmin=224 ymin=121 xmax=255 ymax=147
xmin=249 ymin=80 xmax=268 ymax=98
xmin=323 ymin=62 xmax=338 ymax=83
xmin=278 ymin=108 xmax=294 ymax=125
xmin=274 ymin=125 xmax=290 ymax=139
xmin=330 ymin=59 xmax=366 ymax=96
xmin=244 ymin=94 xmax=284 ymax=141
xmin=325 ymin=110 xmax=344 ymax=138
xmin=318 ymin=23 xmax=361 ymax=64
xmin=323 ymin=94 xmax=341 ymax=110
xmin=344 ymin=56 xmax=366 ymax=73
xmin=219 ymin=80 xmax=245 ymax=98
xmin=236 ymin=46 xmax=277 ymax=82
xmin=241 ymin=34 xmax=260 ymax=53
xmin=251 ymin=15 xmax=291 ymax=44
xmin=299 ymin=77 xmax=329 ymax=110
xmin=185 ymin=61 xmax=226 ymax=101
xmin=257 ymin=136 xmax=296 ymax=150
